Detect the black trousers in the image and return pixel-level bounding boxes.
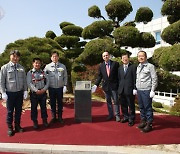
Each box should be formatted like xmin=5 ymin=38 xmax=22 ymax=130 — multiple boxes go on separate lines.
xmin=120 ymin=93 xmax=135 ymax=122
xmin=6 ymin=91 xmax=23 ymax=125
xmin=30 ymin=92 xmax=48 ymax=121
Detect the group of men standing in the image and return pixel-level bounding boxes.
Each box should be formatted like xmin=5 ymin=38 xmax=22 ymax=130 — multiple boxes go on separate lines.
xmin=92 ymin=50 xmax=158 ymax=133
xmin=0 ymin=50 xmax=67 ymax=136
xmin=0 ymin=49 xmax=157 ymax=137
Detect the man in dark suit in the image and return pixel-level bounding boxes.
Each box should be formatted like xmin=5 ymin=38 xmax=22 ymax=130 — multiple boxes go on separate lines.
xmin=92 ymin=51 xmax=120 ymax=122
xmin=118 ymin=53 xmax=137 ymax=126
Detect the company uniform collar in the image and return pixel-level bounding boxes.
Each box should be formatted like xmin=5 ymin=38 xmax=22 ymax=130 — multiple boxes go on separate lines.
xmin=138 ymin=61 xmax=148 ymax=67
xmin=32 ymin=68 xmax=42 ymax=73
xmin=9 ymin=61 xmax=18 ymax=67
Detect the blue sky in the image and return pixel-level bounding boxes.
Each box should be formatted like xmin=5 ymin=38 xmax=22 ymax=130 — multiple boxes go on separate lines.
xmin=0 ymin=0 xmax=163 ymax=53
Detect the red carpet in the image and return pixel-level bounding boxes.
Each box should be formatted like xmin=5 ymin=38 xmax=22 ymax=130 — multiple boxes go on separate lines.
xmin=0 ymin=100 xmax=180 ymax=146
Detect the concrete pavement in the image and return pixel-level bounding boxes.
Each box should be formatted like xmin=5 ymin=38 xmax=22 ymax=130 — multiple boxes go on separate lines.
xmin=0 ymin=143 xmax=179 ymax=154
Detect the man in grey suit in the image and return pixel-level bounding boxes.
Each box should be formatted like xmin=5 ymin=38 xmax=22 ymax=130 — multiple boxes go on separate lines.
xmin=118 ymin=53 xmax=137 ymax=126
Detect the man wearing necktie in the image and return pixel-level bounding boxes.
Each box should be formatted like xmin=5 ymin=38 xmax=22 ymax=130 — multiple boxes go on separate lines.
xmin=118 ymin=53 xmax=137 ymax=126
xmin=92 ymin=51 xmax=120 ymax=122
xmin=0 ymin=50 xmax=28 ymax=136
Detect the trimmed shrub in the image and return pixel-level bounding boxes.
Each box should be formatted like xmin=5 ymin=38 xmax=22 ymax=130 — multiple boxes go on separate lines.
xmin=156 ymin=69 xmax=180 ymax=93
xmin=161 ymin=20 xmax=180 ymax=45
xmin=135 ymin=7 xmax=153 ymax=23
xmin=171 ymin=95 xmax=180 ymax=113
xmin=113 ymin=26 xmax=140 ymax=48
xmin=105 ymin=0 xmax=133 ymax=22
xmin=45 ymin=31 xmax=56 ymax=39
xmin=153 ymin=102 xmax=163 ymax=108
xmin=62 ymin=25 xmax=83 ymax=37
xmin=88 ymin=5 xmax=101 ymax=18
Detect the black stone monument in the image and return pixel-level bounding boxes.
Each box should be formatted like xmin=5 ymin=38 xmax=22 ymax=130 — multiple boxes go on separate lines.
xmin=75 ymin=81 xmax=92 ymax=122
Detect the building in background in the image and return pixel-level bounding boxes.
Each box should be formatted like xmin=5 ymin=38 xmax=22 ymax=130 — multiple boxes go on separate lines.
xmin=127 ymin=16 xmax=170 ymax=58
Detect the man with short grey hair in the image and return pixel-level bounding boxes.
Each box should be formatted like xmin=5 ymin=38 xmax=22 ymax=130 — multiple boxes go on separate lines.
xmin=136 ymin=50 xmax=158 ymax=133
xmin=0 ymin=50 xmax=28 ymax=136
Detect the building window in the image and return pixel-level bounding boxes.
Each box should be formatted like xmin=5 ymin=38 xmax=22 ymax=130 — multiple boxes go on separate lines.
xmin=155 ymin=31 xmax=161 ymax=45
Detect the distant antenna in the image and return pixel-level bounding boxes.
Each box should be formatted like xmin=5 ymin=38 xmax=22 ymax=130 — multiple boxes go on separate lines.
xmin=0 ymin=6 xmax=5 ymax=20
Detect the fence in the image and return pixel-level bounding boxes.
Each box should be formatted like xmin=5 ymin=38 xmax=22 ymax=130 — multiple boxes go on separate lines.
xmin=153 ymin=91 xmax=178 ymax=106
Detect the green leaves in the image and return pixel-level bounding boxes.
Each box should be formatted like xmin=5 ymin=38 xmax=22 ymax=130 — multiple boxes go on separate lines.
xmin=161 ymin=0 xmax=180 ymax=23
xmin=77 ymin=38 xmax=119 ymax=65
xmin=62 ymin=25 xmax=83 ymax=37
xmin=105 ymin=0 xmax=133 ymax=22
xmin=55 ymin=35 xmax=80 ymax=49
xmin=82 ymin=20 xmax=113 ymax=39
xmin=0 ymin=37 xmax=63 ymax=71
xmin=45 ymin=31 xmax=56 ymax=39
xmin=113 ymin=26 xmax=140 ymax=48
xmin=152 ymin=44 xmax=180 ymax=71
xmin=135 ymin=7 xmax=153 ymax=24
xmin=161 ymin=20 xmax=180 ymax=45
xmin=88 ymin=5 xmax=102 ymax=18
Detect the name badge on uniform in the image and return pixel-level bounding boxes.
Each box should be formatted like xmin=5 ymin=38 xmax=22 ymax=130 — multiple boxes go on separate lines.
xmin=17 ymin=68 xmax=24 ymax=72
xmin=57 ymin=68 xmax=64 ymax=76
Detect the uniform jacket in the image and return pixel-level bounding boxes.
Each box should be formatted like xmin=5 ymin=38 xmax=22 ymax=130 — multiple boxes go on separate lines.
xmin=0 ymin=61 xmax=27 ymax=93
xmin=27 ymin=68 xmax=49 ymax=92
xmin=118 ymin=63 xmax=136 ymax=95
xmin=95 ymin=60 xmax=119 ymax=92
xmin=136 ymin=61 xmax=158 ymax=91
xmin=44 ymin=62 xmax=68 ymax=88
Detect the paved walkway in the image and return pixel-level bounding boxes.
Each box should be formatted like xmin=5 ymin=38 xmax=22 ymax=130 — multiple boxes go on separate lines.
xmin=0 ymin=143 xmax=179 ymax=154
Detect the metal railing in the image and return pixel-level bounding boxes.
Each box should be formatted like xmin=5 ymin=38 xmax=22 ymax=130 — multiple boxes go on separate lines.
xmin=155 ymin=91 xmax=178 ymax=98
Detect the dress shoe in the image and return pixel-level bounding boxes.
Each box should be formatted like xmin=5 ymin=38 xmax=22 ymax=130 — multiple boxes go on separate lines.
xmin=15 ymin=124 xmax=24 ymax=132
xmin=128 ymin=121 xmax=134 ymax=126
xmin=58 ymin=117 xmax=64 ymax=124
xmin=120 ymin=118 xmax=128 ymax=123
xmin=137 ymin=120 xmax=146 ymax=129
xmin=106 ymin=116 xmax=114 ymax=121
xmin=33 ymin=120 xmax=38 ymax=129
xmin=141 ymin=122 xmax=152 ymax=133
xmin=43 ymin=119 xmax=49 ymax=127
xmin=50 ymin=118 xmax=57 ymax=124
xmin=7 ymin=125 xmax=14 ymax=137
xmin=115 ymin=116 xmax=121 ymax=122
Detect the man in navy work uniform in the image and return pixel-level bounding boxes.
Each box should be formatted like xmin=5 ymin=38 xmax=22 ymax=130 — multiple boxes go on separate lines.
xmin=27 ymin=58 xmax=49 ymax=129
xmin=92 ymin=51 xmax=120 ymax=122
xmin=0 ymin=50 xmax=28 ymax=136
xmin=136 ymin=50 xmax=158 ymax=133
xmin=44 ymin=51 xmax=68 ymax=124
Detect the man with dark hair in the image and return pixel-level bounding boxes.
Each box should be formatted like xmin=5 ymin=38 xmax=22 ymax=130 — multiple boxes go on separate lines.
xmin=118 ymin=53 xmax=137 ymax=126
xmin=136 ymin=50 xmax=158 ymax=133
xmin=92 ymin=51 xmax=120 ymax=122
xmin=44 ymin=51 xmax=68 ymax=124
xmin=27 ymin=58 xmax=49 ymax=129
xmin=0 ymin=50 xmax=27 ymax=136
